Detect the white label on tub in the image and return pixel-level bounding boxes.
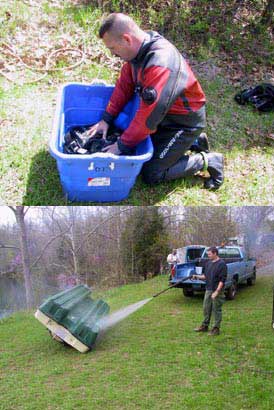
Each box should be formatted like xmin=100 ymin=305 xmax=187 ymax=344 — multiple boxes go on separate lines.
xmin=88 ymin=177 xmax=110 ymax=186
xmin=88 ymin=162 xmax=94 ymax=171
xmin=109 ymin=162 xmax=115 ymax=171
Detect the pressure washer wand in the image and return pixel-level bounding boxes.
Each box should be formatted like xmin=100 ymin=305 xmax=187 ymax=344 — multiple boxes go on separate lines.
xmin=152 ymin=275 xmax=193 ymax=298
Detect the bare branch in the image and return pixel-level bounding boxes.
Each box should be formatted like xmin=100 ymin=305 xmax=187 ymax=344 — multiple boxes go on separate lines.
xmin=23 ymin=206 xmax=30 ymax=217
xmin=30 ymin=226 xmax=72 ymax=269
xmin=0 ymin=244 xmax=20 ymax=250
xmin=0 ymin=269 xmax=16 ymax=277
xmin=51 ymin=262 xmax=70 ymax=269
xmin=75 ymin=207 xmax=133 ymax=254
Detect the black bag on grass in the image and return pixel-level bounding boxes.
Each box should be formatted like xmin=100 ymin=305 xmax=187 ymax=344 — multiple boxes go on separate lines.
xmin=234 ymin=83 xmax=274 ymax=112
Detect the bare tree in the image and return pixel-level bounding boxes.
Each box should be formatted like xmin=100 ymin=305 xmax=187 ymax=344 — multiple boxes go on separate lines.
xmin=6 ymin=207 xmax=74 ymax=307
xmin=36 ymin=206 xmax=134 ymax=287
xmin=8 ymin=206 xmax=34 ymax=308
xmin=177 ymin=207 xmax=237 ymax=246
xmin=67 ymin=206 xmax=81 ymax=279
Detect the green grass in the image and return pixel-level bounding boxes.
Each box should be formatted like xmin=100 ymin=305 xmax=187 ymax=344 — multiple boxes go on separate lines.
xmin=0 ymin=275 xmax=274 ymax=410
xmin=1 ymin=74 xmax=273 ymax=206
xmin=0 ymin=1 xmax=273 ymax=205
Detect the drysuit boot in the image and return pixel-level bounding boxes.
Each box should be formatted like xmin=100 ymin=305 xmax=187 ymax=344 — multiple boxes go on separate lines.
xmin=204 ymin=153 xmax=224 ymax=190
xmin=164 ymin=153 xmax=205 ymax=181
xmin=190 ymin=132 xmax=210 ymax=153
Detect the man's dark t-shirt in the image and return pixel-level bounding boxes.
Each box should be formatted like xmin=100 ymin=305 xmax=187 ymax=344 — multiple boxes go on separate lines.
xmin=204 ymin=259 xmax=227 ymax=291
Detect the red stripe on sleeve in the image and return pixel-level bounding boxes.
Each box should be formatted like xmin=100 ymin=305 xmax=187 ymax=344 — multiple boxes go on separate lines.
xmin=105 ymin=63 xmax=135 ymax=117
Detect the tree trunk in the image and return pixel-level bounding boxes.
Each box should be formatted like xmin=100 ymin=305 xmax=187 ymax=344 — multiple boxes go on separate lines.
xmin=131 ymin=242 xmax=134 ymax=279
xmin=115 ymin=207 xmax=123 ymax=284
xmin=67 ymin=207 xmax=80 ymax=281
xmin=11 ymin=206 xmax=34 ymax=309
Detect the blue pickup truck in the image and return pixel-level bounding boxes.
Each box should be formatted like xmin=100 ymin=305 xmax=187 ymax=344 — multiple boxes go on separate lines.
xmin=169 ymin=246 xmax=256 ymax=300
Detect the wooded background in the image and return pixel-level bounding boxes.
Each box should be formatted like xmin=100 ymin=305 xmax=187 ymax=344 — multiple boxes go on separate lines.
xmin=93 ymin=0 xmax=274 ymax=71
xmin=0 ymin=206 xmax=273 ymax=313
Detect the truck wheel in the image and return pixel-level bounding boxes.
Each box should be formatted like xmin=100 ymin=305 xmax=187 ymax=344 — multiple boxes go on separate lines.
xmin=247 ymin=270 xmax=256 ymax=286
xmin=183 ymin=288 xmax=194 ymax=297
xmin=226 ymin=280 xmax=237 ymax=300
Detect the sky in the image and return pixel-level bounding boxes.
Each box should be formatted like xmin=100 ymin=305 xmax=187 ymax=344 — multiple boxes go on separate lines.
xmin=0 ymin=206 xmax=118 ymax=226
xmin=0 ymin=207 xmax=58 ymax=226
xmin=0 ymin=207 xmax=16 ymax=225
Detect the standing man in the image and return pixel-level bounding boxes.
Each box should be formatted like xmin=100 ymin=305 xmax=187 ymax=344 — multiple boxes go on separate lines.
xmin=88 ymin=13 xmax=224 ymax=190
xmin=193 ymin=247 xmax=227 ymax=335
xmin=167 ymin=249 xmax=179 ymax=279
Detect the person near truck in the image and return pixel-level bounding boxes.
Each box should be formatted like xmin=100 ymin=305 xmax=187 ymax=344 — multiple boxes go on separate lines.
xmin=88 ymin=13 xmax=224 ymax=190
xmin=167 ymin=249 xmax=179 ymax=279
xmin=192 ymin=246 xmax=227 ymax=336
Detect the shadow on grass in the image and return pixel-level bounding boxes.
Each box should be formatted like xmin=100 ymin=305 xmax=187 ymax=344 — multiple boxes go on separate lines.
xmin=168 ymin=290 xmax=204 ymax=307
xmin=23 ymin=149 xmax=205 ymax=205
xmin=169 ymin=282 xmax=255 ymax=308
xmin=23 ymin=150 xmax=65 ymax=205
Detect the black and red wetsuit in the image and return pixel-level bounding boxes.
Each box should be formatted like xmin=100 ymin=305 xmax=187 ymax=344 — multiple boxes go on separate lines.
xmin=102 ymin=31 xmax=207 ymax=184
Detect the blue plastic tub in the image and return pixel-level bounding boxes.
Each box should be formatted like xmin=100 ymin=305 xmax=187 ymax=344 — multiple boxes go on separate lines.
xmin=50 ymin=83 xmax=153 ymax=202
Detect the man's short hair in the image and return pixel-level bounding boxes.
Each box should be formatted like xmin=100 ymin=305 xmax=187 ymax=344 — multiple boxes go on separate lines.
xmin=99 ymin=13 xmax=139 ymax=39
xmin=208 ymin=246 xmax=219 ymax=255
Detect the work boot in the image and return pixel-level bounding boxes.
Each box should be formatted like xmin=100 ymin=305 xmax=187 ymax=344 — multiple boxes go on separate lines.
xmin=194 ymin=325 xmax=208 ymax=332
xmin=208 ymin=327 xmax=220 ymax=336
xmin=190 ymin=132 xmax=210 ymax=153
xmin=204 ymin=152 xmax=224 ymax=190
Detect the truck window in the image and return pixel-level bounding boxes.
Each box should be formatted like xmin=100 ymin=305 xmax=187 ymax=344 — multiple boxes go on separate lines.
xmin=203 ymin=248 xmax=241 ymax=259
xmin=187 ymin=248 xmax=205 ymax=261
xmin=218 ymin=248 xmax=241 ymax=258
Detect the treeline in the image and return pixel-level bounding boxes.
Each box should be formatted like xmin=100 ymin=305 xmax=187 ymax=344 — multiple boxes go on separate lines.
xmin=0 ymin=206 xmax=273 ymax=310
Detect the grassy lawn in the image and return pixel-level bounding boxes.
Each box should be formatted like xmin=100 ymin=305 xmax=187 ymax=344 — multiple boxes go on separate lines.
xmin=1 ymin=1 xmax=273 ymax=205
xmin=0 ymin=275 xmax=273 ymax=410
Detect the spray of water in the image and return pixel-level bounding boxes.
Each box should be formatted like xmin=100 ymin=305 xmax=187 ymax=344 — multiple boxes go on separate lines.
xmin=98 ymin=298 xmax=152 ymax=331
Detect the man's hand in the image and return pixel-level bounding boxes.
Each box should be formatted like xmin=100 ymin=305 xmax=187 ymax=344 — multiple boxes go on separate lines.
xmin=102 ymin=141 xmax=121 ymax=155
xmin=211 ymin=290 xmax=219 ymax=300
xmin=192 ymin=274 xmax=205 ymax=280
xmin=87 ymin=120 xmax=109 ymax=139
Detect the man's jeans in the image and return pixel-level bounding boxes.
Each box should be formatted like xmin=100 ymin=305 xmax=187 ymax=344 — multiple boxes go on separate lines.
xmin=202 ymin=290 xmax=225 ymax=329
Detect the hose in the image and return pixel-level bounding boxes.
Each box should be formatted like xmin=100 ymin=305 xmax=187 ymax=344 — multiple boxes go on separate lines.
xmin=152 ymin=275 xmax=194 ymax=298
